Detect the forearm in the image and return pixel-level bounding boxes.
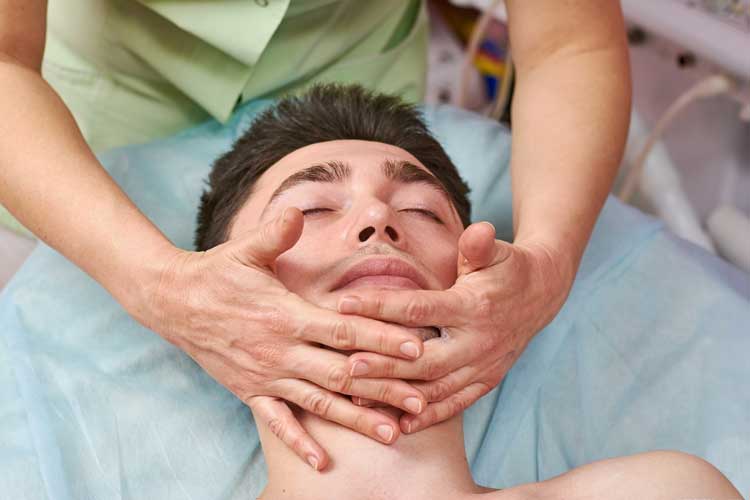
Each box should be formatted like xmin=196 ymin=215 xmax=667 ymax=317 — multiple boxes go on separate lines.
xmin=0 ymin=57 xmax=177 ymax=316
xmin=507 ymin=7 xmax=631 ymax=284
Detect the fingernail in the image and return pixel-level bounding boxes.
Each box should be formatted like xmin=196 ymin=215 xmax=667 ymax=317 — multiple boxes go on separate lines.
xmin=350 ymin=361 xmax=369 ymax=377
xmin=399 ymin=342 xmax=420 ymax=359
xmin=480 ymin=221 xmax=496 ymax=233
xmin=403 ymin=397 xmax=422 ymax=414
xmin=307 ymin=455 xmax=319 ymax=471
xmin=338 ymin=296 xmax=361 ymax=313
xmin=376 ymin=424 xmax=394 ymax=443
xmin=404 ymin=420 xmax=413 ymax=434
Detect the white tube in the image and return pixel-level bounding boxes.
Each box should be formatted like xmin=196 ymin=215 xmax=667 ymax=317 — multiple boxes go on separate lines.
xmin=618 ymin=74 xmax=734 ymax=203
xmin=623 ymin=111 xmax=716 ymax=253
xmin=707 ymin=205 xmax=750 ymax=273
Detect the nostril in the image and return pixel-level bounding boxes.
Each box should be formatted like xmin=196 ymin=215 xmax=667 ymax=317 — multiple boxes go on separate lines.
xmin=385 ymin=226 xmax=399 ymax=241
xmin=359 ymin=227 xmax=375 ymax=242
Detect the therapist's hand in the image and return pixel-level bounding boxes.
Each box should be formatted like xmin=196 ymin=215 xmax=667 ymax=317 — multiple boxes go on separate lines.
xmin=338 ymin=221 xmax=574 ymax=433
xmin=142 ymin=208 xmax=428 ymax=471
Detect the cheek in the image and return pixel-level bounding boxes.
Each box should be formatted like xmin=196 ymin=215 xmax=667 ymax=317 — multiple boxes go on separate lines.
xmin=409 ymin=227 xmax=459 ymax=289
xmin=273 ymin=224 xmax=339 ymax=301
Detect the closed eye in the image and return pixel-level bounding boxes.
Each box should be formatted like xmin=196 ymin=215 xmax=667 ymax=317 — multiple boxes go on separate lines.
xmin=301 ymin=207 xmax=334 ymax=216
xmin=399 ymin=208 xmax=443 ymax=224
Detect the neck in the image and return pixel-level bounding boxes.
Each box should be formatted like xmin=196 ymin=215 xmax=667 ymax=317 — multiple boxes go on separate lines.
xmin=256 ymin=408 xmax=482 ymax=500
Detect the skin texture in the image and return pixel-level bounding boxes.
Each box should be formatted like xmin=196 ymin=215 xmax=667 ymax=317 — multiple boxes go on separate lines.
xmin=0 ymin=0 xmax=631 ymax=468
xmin=231 ymin=140 xmax=464 ymax=306
xmin=0 ymin=1 xmax=430 ymax=466
xmin=338 ymin=0 xmax=633 ymax=436
xmin=227 ymin=140 xmax=469 ymax=463
xmin=232 ymin=140 xmax=741 ymax=500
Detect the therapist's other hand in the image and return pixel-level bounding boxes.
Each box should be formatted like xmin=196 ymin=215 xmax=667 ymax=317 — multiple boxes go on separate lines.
xmin=338 ymin=221 xmax=573 ymax=434
xmin=142 ymin=208 xmax=427 ymax=470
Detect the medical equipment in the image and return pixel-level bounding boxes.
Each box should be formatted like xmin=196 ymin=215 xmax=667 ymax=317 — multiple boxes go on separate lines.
xmin=620 ymin=0 xmax=750 ymax=81
xmin=617 ymin=0 xmax=750 ymax=266
xmin=445 ymin=0 xmax=750 ymax=267
xmin=708 ymin=204 xmax=750 ymax=272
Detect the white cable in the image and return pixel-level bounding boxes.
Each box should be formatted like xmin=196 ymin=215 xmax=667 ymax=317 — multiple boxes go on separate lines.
xmin=707 ymin=205 xmax=750 ymax=273
xmin=488 ymin=49 xmax=513 ymax=120
xmin=617 ymin=73 xmax=735 ymax=203
xmin=624 ymin=111 xmax=716 ymax=252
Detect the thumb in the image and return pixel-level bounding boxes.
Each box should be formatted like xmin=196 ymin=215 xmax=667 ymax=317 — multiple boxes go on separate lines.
xmin=457 ymin=221 xmax=501 ymax=275
xmin=229 ymin=207 xmax=304 ymax=268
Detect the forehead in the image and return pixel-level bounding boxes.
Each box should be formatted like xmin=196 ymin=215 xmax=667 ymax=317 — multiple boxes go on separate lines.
xmin=242 ymin=139 xmax=437 ymax=217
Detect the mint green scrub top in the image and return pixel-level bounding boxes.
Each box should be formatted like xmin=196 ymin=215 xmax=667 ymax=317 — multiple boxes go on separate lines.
xmin=43 ymin=0 xmax=428 ymax=151
xmin=0 ymin=0 xmax=428 ymax=236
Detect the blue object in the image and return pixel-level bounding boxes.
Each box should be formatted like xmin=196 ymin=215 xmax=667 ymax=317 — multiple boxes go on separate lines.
xmin=1 ymin=102 xmax=749 ymax=499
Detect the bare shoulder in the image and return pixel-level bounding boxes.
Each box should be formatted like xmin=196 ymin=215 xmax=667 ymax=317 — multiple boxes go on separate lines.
xmin=528 ymin=451 xmax=743 ymax=500
xmin=465 ymin=451 xmax=742 ymax=500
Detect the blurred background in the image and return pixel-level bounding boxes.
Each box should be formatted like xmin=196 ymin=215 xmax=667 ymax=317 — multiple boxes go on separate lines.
xmin=426 ymin=0 xmax=750 ymax=273
xmin=2 ymin=0 xmax=749 ymax=288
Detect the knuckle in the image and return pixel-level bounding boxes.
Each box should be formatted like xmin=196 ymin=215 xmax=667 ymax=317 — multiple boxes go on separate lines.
xmin=384 ymin=358 xmax=398 ymax=377
xmin=331 ymin=320 xmax=356 ymax=350
xmin=375 ymin=296 xmax=386 ymax=316
xmin=267 ymin=417 xmax=286 ymax=440
xmin=303 ymin=390 xmax=333 ymax=416
xmin=427 ymin=379 xmax=453 ymax=401
xmin=423 ymin=359 xmax=447 ymax=380
xmin=263 ymin=306 xmax=292 ymax=337
xmin=259 ymin=223 xmax=274 ymax=249
xmin=376 ymin=330 xmax=389 ymax=356
xmin=474 ymin=293 xmax=495 ymax=320
xmin=476 ymin=381 xmax=493 ymax=398
xmin=290 ymin=435 xmax=307 ymax=454
xmin=405 ymin=298 xmax=432 ymax=324
xmin=377 ymin=383 xmax=394 ymax=404
xmin=232 ymin=382 xmax=256 ymax=403
xmin=449 ymin=397 xmax=467 ymax=416
xmin=248 ymin=341 xmax=283 ymax=368
xmin=246 ymin=300 xmax=291 ymax=338
xmin=326 ymin=365 xmax=352 ymax=393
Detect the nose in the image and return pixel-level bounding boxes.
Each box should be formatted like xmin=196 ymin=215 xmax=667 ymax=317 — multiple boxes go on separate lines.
xmin=353 ymin=200 xmax=402 ymax=245
xmin=359 ymin=224 xmax=399 ymax=243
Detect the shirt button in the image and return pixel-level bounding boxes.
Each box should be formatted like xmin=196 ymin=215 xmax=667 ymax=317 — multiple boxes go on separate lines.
xmin=254 ymin=0 xmax=269 ymax=6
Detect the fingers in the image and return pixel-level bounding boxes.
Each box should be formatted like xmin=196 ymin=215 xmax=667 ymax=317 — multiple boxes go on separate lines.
xmin=399 ymin=381 xmax=493 ymax=434
xmin=248 ymin=395 xmax=329 ymax=471
xmin=346 ymin=333 xmax=482 ymax=381
xmin=275 ymin=378 xmax=401 ymax=445
xmin=410 ymin=364 xmax=478 ymax=402
xmin=290 ymin=345 xmax=426 ymax=414
xmin=227 ymin=207 xmax=304 ymax=268
xmin=457 ymin=221 xmax=498 ymax=274
xmin=352 ymin=397 xmax=381 ymax=407
xmin=291 ymin=296 xmax=425 ymax=359
xmin=337 ymin=288 xmax=466 ymax=328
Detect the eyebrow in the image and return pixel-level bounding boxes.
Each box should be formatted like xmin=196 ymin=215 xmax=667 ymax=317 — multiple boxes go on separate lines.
xmin=381 ymin=159 xmax=451 ymax=201
xmin=266 ymin=160 xmax=351 ymax=208
xmin=262 ymin=158 xmax=451 ymax=216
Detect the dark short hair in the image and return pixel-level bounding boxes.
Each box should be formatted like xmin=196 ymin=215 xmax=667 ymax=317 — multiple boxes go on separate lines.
xmin=194 ymin=83 xmax=471 ymax=251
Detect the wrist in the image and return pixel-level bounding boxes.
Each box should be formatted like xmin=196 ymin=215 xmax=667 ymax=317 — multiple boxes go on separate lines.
xmin=513 ymin=232 xmax=581 ymax=294
xmin=113 ymin=238 xmax=184 ymax=330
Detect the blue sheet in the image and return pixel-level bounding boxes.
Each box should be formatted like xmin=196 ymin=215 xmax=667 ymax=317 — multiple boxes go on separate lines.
xmin=1 ymin=102 xmax=748 ymax=499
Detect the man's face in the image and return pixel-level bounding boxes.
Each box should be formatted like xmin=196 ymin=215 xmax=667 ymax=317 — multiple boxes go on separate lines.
xmin=229 ymin=140 xmax=464 ymax=310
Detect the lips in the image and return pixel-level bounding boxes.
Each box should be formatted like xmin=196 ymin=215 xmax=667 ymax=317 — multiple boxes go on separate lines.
xmin=331 ymin=257 xmax=429 ymax=291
